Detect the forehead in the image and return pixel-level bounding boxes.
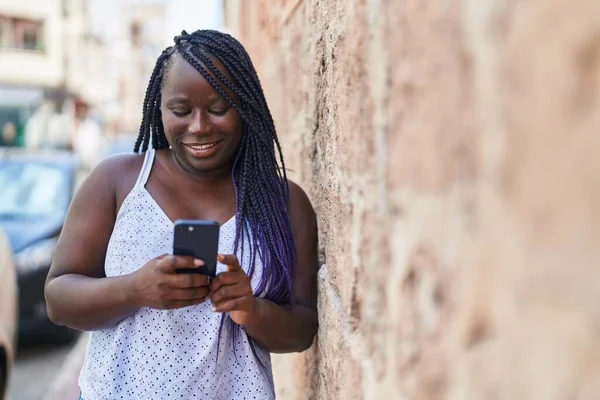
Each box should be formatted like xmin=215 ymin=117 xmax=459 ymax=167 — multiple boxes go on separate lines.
xmin=162 ymin=52 xmax=234 ymax=98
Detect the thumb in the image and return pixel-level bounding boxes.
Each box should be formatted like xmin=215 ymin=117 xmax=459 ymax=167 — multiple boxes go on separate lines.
xmin=217 ymin=254 xmax=241 ymax=271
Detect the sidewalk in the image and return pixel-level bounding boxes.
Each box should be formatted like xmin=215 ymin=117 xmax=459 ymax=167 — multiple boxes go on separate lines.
xmin=42 ymin=332 xmax=88 ymax=400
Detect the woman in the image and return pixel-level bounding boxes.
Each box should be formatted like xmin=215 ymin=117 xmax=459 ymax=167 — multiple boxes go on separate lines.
xmin=45 ymin=30 xmax=318 ymax=399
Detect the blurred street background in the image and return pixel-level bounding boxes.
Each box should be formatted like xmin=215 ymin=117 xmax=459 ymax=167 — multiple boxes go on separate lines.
xmin=0 ymin=0 xmax=224 ymax=399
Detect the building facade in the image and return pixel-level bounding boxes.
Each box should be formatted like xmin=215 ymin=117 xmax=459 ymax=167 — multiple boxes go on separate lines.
xmin=0 ymin=0 xmax=63 ymax=146
xmin=0 ymin=0 xmax=168 ymax=151
xmin=0 ymin=0 xmax=63 ymax=88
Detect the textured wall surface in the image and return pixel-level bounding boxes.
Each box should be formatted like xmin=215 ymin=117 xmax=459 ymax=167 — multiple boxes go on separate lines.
xmin=225 ymin=0 xmax=600 ymax=398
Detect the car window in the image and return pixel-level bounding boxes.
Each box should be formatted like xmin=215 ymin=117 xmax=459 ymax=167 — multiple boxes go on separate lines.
xmin=0 ymin=162 xmax=69 ymax=218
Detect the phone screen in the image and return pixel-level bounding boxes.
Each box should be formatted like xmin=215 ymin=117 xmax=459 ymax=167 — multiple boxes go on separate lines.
xmin=173 ymin=220 xmax=220 ymax=277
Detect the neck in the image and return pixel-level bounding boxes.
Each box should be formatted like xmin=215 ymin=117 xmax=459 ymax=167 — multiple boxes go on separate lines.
xmin=169 ymin=149 xmax=234 ymax=185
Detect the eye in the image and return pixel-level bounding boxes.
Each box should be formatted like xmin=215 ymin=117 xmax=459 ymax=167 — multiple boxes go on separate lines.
xmin=209 ymin=107 xmax=230 ymax=116
xmin=170 ymin=109 xmax=190 ymax=117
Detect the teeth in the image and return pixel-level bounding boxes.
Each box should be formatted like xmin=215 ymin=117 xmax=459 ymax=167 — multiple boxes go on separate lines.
xmin=187 ymin=142 xmax=219 ymax=150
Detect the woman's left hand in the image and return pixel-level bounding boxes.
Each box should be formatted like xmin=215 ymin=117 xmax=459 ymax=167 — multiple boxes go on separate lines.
xmin=209 ymin=254 xmax=257 ymax=325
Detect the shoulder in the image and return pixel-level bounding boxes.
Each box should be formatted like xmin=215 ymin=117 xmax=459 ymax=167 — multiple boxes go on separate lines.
xmin=79 ymin=152 xmax=146 ymax=199
xmin=286 ymin=179 xmax=317 ymax=231
xmin=287 ymin=180 xmax=313 ymax=209
xmin=92 ymin=152 xmax=146 ymax=176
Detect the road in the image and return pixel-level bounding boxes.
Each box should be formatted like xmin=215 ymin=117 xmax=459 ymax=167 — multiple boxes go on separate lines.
xmin=8 ymin=341 xmax=75 ymax=400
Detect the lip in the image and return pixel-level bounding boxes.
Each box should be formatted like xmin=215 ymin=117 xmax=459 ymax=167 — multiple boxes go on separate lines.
xmin=181 ymin=140 xmax=224 ymax=159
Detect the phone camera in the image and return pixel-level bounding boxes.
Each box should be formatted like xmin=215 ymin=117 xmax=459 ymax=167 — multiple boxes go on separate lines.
xmin=188 ymin=226 xmax=194 ymax=232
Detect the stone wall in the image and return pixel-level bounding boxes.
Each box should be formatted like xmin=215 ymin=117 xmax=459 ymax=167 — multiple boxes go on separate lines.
xmin=225 ymin=0 xmax=600 ymax=398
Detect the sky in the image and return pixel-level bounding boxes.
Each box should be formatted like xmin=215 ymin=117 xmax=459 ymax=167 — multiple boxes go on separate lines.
xmin=165 ymin=0 xmax=224 ymax=45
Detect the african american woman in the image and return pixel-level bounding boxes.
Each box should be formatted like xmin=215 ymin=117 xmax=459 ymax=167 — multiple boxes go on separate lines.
xmin=45 ymin=30 xmax=318 ymax=400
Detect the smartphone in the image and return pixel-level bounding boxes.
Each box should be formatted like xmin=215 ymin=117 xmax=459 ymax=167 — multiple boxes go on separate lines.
xmin=173 ymin=219 xmax=220 ymax=277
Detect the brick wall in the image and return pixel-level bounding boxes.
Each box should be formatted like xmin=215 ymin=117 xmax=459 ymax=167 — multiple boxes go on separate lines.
xmin=225 ymin=0 xmax=600 ymax=398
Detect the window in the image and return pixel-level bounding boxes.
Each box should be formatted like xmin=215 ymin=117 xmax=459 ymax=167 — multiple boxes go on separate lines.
xmin=20 ymin=20 xmax=42 ymax=50
xmin=0 ymin=15 xmax=44 ymax=52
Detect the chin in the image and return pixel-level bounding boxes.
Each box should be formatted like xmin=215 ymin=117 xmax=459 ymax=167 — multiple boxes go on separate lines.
xmin=177 ymin=148 xmax=233 ymax=174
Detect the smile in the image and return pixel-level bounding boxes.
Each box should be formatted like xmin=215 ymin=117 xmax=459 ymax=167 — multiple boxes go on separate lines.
xmin=184 ymin=141 xmax=222 ymax=151
xmin=182 ymin=140 xmax=224 ymax=159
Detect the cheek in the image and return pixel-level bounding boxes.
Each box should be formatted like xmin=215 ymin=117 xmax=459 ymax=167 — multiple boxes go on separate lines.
xmin=220 ymin=113 xmax=243 ymax=138
xmin=162 ymin=114 xmax=187 ymax=136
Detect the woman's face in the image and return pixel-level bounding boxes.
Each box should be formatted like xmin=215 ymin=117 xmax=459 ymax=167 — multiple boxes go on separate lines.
xmin=160 ymin=53 xmax=242 ymax=174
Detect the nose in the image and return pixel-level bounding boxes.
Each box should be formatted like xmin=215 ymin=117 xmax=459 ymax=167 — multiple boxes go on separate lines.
xmin=189 ymin=110 xmax=212 ymax=135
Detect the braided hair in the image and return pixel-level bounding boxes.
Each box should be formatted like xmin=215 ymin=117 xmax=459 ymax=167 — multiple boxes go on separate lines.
xmin=134 ymin=30 xmax=295 ymax=369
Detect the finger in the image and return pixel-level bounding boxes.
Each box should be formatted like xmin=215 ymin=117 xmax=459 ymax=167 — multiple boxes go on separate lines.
xmin=170 ymin=287 xmax=210 ymax=301
xmin=217 ymin=254 xmax=241 ymax=272
xmin=210 ymin=270 xmax=246 ymax=293
xmin=170 ymin=273 xmax=211 ymax=289
xmin=157 ymin=255 xmax=204 ymax=272
xmin=210 ymin=283 xmax=250 ymax=305
xmin=156 ymin=253 xmax=170 ymax=260
xmin=211 ymin=297 xmax=247 ymax=313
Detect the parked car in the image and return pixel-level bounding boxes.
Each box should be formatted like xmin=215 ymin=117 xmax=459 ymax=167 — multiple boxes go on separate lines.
xmin=0 ymin=227 xmax=17 ymax=399
xmin=0 ymin=149 xmax=79 ymax=343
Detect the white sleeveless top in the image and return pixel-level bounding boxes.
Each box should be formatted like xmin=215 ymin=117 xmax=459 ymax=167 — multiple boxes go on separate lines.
xmin=79 ymin=149 xmax=274 ymax=399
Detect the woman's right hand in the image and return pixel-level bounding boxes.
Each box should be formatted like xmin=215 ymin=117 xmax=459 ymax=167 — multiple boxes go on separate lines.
xmin=128 ymin=254 xmax=211 ymax=310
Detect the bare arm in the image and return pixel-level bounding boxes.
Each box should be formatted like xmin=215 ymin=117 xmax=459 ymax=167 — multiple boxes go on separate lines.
xmin=242 ymin=298 xmax=318 ymax=353
xmin=44 ymin=155 xmax=141 ymax=330
xmin=44 ymin=155 xmax=211 ymax=331
xmin=210 ymin=181 xmax=318 ymax=353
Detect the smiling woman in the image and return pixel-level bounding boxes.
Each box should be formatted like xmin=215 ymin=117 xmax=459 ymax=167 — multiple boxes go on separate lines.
xmin=44 ymin=30 xmax=318 ymax=400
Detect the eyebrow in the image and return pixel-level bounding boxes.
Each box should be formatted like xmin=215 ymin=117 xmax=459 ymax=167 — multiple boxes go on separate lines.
xmin=165 ymin=95 xmax=227 ymax=107
xmin=165 ymin=97 xmax=188 ymax=107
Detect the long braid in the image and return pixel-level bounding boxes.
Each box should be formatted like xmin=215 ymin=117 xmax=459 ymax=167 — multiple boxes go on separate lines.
xmin=134 ymin=30 xmax=296 ymax=371
xmin=135 ymin=47 xmax=173 ymax=153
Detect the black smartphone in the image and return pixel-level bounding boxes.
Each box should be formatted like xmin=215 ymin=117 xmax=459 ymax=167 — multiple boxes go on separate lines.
xmin=173 ymin=220 xmax=220 ymax=277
